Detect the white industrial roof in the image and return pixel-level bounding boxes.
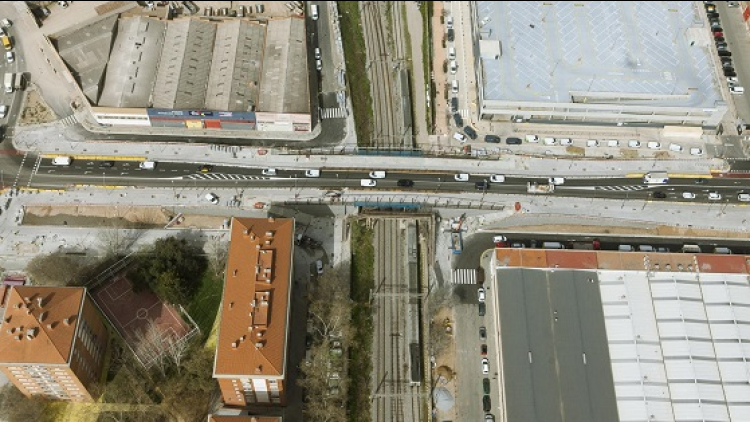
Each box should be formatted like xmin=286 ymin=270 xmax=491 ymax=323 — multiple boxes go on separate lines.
xmin=600 ymin=270 xmax=750 ymax=422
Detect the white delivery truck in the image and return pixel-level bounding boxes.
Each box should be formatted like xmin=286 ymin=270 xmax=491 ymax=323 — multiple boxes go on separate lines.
xmin=3 ymin=72 xmax=13 ymax=93
xmin=527 ymin=182 xmax=555 ymax=194
xmin=643 ymin=172 xmax=669 ymax=184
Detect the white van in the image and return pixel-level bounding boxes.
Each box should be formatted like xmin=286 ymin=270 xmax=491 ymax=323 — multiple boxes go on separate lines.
xmin=451 ymin=80 xmax=459 ymax=94
xmin=139 ymin=161 xmax=156 ymax=170
xmin=360 ymin=179 xmax=376 ymax=187
xmin=586 ymin=139 xmax=599 ymax=147
xmin=543 ymin=137 xmax=556 ymax=145
xmin=638 ymin=245 xmax=654 ymax=252
xmin=310 ymin=4 xmax=319 ymax=20
xmin=730 ymin=86 xmax=745 ymax=95
xmin=738 ymin=193 xmax=750 ymax=202
xmin=618 ymin=245 xmax=635 ymax=252
xmin=542 ymin=242 xmax=564 ymax=249
xmin=607 ymin=140 xmax=619 ymax=147
xmin=669 ymin=143 xmax=683 ymax=152
xmin=448 ymin=47 xmax=456 ymax=60
xmin=714 ymin=247 xmax=732 ymax=254
xmin=548 ymin=177 xmax=565 ymax=185
xmin=368 ymin=171 xmax=386 ymax=179
xmin=525 ymin=135 xmax=539 ymax=143
xmin=52 ymin=156 xmax=72 ymax=166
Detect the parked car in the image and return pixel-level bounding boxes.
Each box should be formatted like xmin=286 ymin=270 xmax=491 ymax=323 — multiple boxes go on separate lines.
xmin=480 ymin=345 xmax=487 ymax=356
xmin=478 ymin=302 xmax=486 ymax=317
xmin=454 ymin=173 xmax=470 ymax=182
xmin=481 ymin=358 xmax=490 ymax=375
xmin=261 ymin=168 xmax=277 ymax=176
xmin=708 ymin=192 xmax=722 ymax=200
xmin=205 ymin=193 xmax=219 ymax=204
xmin=484 ymin=135 xmax=501 ymax=143
xmin=682 ymin=192 xmax=696 ymax=199
xmin=453 ymin=113 xmax=463 ymax=127
xmin=479 ymin=326 xmax=486 ymax=340
xmin=483 ymin=378 xmax=490 ymax=394
xmin=506 ymin=137 xmax=522 ymax=145
xmin=483 ymin=395 xmax=491 ymax=412
xmin=489 ymin=174 xmax=505 ymax=183
xmin=464 ymin=126 xmax=478 ymax=140
xmin=305 ymin=169 xmax=321 ymax=178
xmin=450 ymin=97 xmax=458 ymax=113
xmin=559 ymin=138 xmax=572 ymax=146
xmin=316 ymin=260 xmax=324 ymax=275
xmin=653 ymin=191 xmax=667 ymax=199
xmin=478 ymin=288 xmax=486 ymax=302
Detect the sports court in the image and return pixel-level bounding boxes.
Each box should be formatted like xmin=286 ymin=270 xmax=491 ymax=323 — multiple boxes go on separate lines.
xmin=91 ymin=274 xmax=195 ymax=366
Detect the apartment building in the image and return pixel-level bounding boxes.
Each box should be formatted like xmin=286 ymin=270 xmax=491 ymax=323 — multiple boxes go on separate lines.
xmin=0 ymin=286 xmax=109 ymax=402
xmin=213 ymin=217 xmax=294 ymax=407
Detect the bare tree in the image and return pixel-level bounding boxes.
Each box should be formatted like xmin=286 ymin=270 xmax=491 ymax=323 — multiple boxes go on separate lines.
xmin=299 ymin=339 xmax=348 ymax=422
xmin=205 ymin=237 xmax=229 ymax=277
xmin=98 ymin=221 xmax=142 ymax=258
xmin=26 ymin=251 xmax=88 ymax=286
xmin=166 ymin=336 xmax=191 ymax=375
xmin=133 ymin=319 xmax=171 ymax=376
xmin=308 ymin=269 xmax=353 ymax=341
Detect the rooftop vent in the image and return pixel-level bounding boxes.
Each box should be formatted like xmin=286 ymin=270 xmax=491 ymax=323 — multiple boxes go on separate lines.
xmin=268 ymin=217 xmax=275 ymax=223
xmin=63 ymin=318 xmax=71 ymax=326
xmin=231 ymin=341 xmax=238 ymax=349
xmin=244 ymin=229 xmax=251 ymax=235
xmin=255 ymin=342 xmax=264 ymax=349
xmin=26 ymin=327 xmax=37 ymax=340
xmin=13 ymin=303 xmax=19 ymax=309
xmin=233 ymin=269 xmax=238 ymax=277
xmin=38 ymin=311 xmax=47 ymax=323
xmin=25 ymin=309 xmax=32 ymax=315
xmin=14 ymin=334 xmax=21 ymax=341
xmin=46 ymin=323 xmax=53 ymax=330
xmin=229 ymin=302 xmax=234 ymax=309
xmin=36 ymin=297 xmax=44 ymax=308
xmin=255 ymin=364 xmax=263 ymax=373
xmin=23 ymin=297 xmax=30 ymax=302
xmin=265 ymin=231 xmax=274 ymax=238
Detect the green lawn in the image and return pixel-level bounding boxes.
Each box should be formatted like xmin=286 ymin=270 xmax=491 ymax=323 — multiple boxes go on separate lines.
xmin=187 ymin=271 xmax=224 ymax=340
xmin=347 ymin=220 xmax=375 ymax=421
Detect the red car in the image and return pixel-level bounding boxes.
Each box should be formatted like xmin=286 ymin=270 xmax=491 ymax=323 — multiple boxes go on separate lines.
xmin=481 ymin=344 xmax=487 ymax=355
xmin=713 ymin=31 xmax=724 ymax=38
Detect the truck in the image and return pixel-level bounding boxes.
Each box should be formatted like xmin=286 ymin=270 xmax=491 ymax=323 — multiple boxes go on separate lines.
xmin=527 ymin=182 xmax=555 ymax=194
xmin=3 ymin=72 xmax=13 ymax=94
xmin=12 ymin=73 xmax=21 ymax=91
xmin=0 ymin=35 xmax=10 ymax=50
xmin=643 ymin=172 xmax=669 ymax=185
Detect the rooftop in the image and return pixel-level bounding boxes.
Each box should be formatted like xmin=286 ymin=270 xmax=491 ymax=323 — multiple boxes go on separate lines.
xmin=0 ymin=286 xmax=85 ymax=365
xmin=257 ymin=17 xmax=310 ymax=114
xmin=476 ymin=1 xmax=721 ymax=108
xmin=494 ymin=250 xmax=750 ymax=422
xmin=213 ymin=217 xmax=294 ymax=378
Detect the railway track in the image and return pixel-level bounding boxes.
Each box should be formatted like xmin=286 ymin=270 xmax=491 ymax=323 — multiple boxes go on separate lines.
xmin=371 ymin=218 xmax=424 ymax=422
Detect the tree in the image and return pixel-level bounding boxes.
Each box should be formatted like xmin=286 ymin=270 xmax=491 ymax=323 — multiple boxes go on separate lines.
xmin=205 ymin=237 xmax=229 ymax=278
xmin=308 ymin=268 xmax=353 ymax=341
xmin=26 ymin=251 xmax=88 ymax=286
xmin=128 ymin=236 xmax=207 ymax=306
xmin=299 ymin=339 xmax=348 ymax=422
xmin=0 ymin=384 xmax=48 ymax=422
xmin=159 ymin=345 xmax=217 ymax=422
xmin=97 ymin=221 xmax=143 ymax=258
xmin=133 ymin=320 xmax=173 ymax=377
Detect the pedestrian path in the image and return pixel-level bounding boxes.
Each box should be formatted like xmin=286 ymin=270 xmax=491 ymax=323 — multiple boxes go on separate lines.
xmin=320 ymin=107 xmax=347 ymax=120
xmin=451 ymin=268 xmax=477 ymax=284
xmin=184 ymin=174 xmax=268 ymax=181
xmin=595 ymin=185 xmax=649 ymax=191
xmin=59 ymin=114 xmax=78 ymax=128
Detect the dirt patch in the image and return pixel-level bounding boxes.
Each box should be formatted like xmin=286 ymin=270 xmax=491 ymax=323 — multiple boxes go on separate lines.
xmin=620 ymin=149 xmax=639 ymax=159
xmin=431 ymin=306 xmax=457 ymax=421
xmin=565 ymin=146 xmax=585 ymax=156
xmin=19 ymin=88 xmax=57 ymax=125
xmin=22 ymin=205 xmax=228 ymax=230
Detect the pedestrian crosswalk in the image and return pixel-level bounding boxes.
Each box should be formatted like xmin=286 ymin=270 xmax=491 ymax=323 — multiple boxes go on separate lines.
xmin=319 ymin=107 xmax=347 ymax=119
xmin=595 ymin=185 xmax=648 ymax=191
xmin=185 ymin=173 xmax=267 ymax=181
xmin=458 ymin=109 xmax=470 ymax=118
xmin=451 ymin=269 xmax=477 ymax=285
xmin=59 ymin=114 xmax=78 ymax=127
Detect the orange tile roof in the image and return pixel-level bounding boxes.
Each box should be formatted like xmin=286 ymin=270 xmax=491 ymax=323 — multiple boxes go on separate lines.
xmin=214 ymin=217 xmax=294 ymax=377
xmin=0 ymin=286 xmax=84 ymax=364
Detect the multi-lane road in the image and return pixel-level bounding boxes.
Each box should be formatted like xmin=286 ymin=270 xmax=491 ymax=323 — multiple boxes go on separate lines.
xmin=11 ymin=157 xmax=750 ymax=204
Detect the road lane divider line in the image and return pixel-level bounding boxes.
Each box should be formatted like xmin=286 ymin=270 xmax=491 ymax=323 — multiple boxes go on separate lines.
xmin=40 ymin=154 xmax=147 ymax=161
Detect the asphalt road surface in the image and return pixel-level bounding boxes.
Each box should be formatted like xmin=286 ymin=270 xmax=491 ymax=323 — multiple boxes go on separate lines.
xmin=8 ymin=158 xmax=750 ymax=204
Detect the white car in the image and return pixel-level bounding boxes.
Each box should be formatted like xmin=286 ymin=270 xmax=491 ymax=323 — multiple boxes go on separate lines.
xmin=489 ymin=174 xmax=505 ymax=183
xmin=586 ymin=140 xmax=599 ymax=147
xmin=606 ymin=140 xmax=619 ymax=147
xmin=369 ymin=171 xmax=386 ymax=179
xmin=708 ymin=192 xmax=722 ymax=201
xmin=205 ymin=193 xmax=219 ymax=204
xmin=481 ymin=358 xmax=489 ymax=375
xmin=728 ymin=76 xmax=739 ymax=84
xmin=690 ymin=147 xmax=704 ymax=156
xmin=315 ymin=260 xmax=324 ymax=275
xmin=0 ymin=19 xmax=11 ymax=28
xmin=525 ymin=135 xmax=539 ymax=143
xmin=261 ymin=168 xmax=277 ymax=176
xmin=628 ymin=140 xmax=641 ymax=148
xmin=549 ymin=177 xmax=565 ymax=185
xmin=559 ymin=138 xmax=572 ymax=146
xmin=682 ymin=192 xmax=696 ymax=199
xmin=314 ymin=47 xmax=321 ymax=60
xmin=0 ymin=105 xmax=6 ymax=118
xmin=305 ymin=169 xmax=321 ymax=178
xmin=543 ymin=137 xmax=556 ymax=145
xmin=454 ymin=173 xmax=470 ymax=182
xmin=5 ymin=51 xmax=13 ymax=64
xmin=478 ymin=288 xmax=486 ymax=302
xmin=449 ymin=60 xmax=457 ymax=74
xmin=647 ymin=142 xmax=661 ymax=149
xmin=360 ymin=179 xmax=377 ymax=187
xmin=453 ymin=132 xmax=467 ymax=143
xmin=492 ymin=235 xmax=507 ymax=244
